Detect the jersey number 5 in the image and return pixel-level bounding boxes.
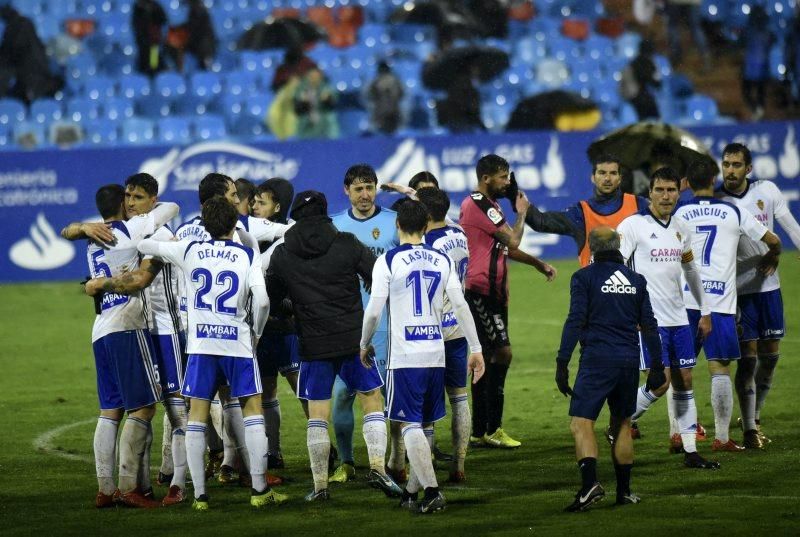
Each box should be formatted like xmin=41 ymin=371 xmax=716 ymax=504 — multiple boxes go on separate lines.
xmin=406 ymin=270 xmax=441 ymax=317
xmin=191 ymin=268 xmax=239 ymax=316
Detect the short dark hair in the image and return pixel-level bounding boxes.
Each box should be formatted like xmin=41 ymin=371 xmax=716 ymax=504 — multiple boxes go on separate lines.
xmin=476 ymin=154 xmax=509 ymax=179
xmin=649 ymin=167 xmax=681 ymax=190
xmin=396 ymin=199 xmax=429 ymax=235
xmin=199 ymin=173 xmax=234 ymax=204
xmin=686 ymin=158 xmax=718 ymax=191
xmin=202 ymin=196 xmax=238 ymax=239
xmin=344 ymin=164 xmax=378 ymax=187
xmin=416 ymin=187 xmax=450 ymax=222
xmin=235 ymin=178 xmax=256 ymax=204
xmin=722 ymin=143 xmax=752 ymax=166
xmin=125 ymin=173 xmax=158 ymax=196
xmin=255 ymin=182 xmax=279 ymax=203
xmin=408 ymin=171 xmax=439 ymax=190
xmin=592 ymin=153 xmax=621 ymax=173
xmin=95 ymin=184 xmax=125 ymax=219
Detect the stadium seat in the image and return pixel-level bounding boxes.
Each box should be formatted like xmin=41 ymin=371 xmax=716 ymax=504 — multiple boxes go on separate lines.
xmin=157 ymin=117 xmax=192 ymax=145
xmin=338 ymin=108 xmax=368 ymax=138
xmin=193 ymin=114 xmax=227 ymax=140
xmin=225 ymin=70 xmax=259 ymax=97
xmin=136 ymin=95 xmax=172 ymax=118
xmin=14 ymin=121 xmax=49 ymax=148
xmin=82 ymin=0 xmax=114 ymax=17
xmin=615 ymin=32 xmax=642 ymax=60
xmin=583 ymin=35 xmax=615 ymax=61
xmin=154 ymin=73 xmax=188 ymax=101
xmin=29 ymin=99 xmax=63 ymax=124
xmin=535 ymin=58 xmax=569 ymax=88
xmin=118 ymin=74 xmax=152 ymax=100
xmin=389 ymin=24 xmax=436 ymax=45
xmin=121 ymin=117 xmax=155 ymax=145
xmin=0 ymin=98 xmax=26 ymax=125
xmin=102 ymin=97 xmax=135 ymax=121
xmin=568 ymin=57 xmax=604 ymax=85
xmin=592 ymin=80 xmax=622 ymax=109
xmin=682 ymin=94 xmax=719 ymax=123
xmin=514 ymin=37 xmax=548 ymax=65
xmin=83 ymin=76 xmax=116 ymax=101
xmin=173 ymin=94 xmax=209 ymax=115
xmin=359 ymin=23 xmax=391 ymax=49
xmin=190 ymin=72 xmax=224 ymax=103
xmin=547 ymin=35 xmax=582 ymax=62
xmin=66 ymin=98 xmax=100 ymax=122
xmin=233 ymin=95 xmax=271 ymax=136
xmin=0 ymin=123 xmax=11 ymax=147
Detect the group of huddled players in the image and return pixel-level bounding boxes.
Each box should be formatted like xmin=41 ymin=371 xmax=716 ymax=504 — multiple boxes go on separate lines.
xmin=62 ymin=141 xmax=799 ymax=514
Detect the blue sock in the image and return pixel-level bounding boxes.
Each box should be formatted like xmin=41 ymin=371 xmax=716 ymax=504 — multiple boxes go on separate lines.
xmin=331 ymin=375 xmax=356 ymax=464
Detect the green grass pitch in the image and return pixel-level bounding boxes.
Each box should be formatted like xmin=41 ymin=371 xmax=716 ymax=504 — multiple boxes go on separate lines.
xmin=0 ymin=258 xmax=798 ymax=536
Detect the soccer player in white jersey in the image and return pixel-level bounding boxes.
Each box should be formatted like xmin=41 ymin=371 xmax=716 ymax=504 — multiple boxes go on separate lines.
xmin=61 ymin=184 xmax=179 ymax=508
xmin=138 ymin=196 xmax=287 ymax=510
xmin=418 ymin=187 xmax=474 ymax=481
xmin=716 ymin=142 xmax=800 ymax=447
xmin=616 ymin=168 xmax=718 ymax=469
xmin=361 ymin=200 xmax=485 ymax=514
xmin=674 ymin=159 xmax=781 ymax=452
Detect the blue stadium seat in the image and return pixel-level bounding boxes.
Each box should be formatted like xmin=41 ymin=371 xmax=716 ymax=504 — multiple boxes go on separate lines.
xmin=12 ymin=0 xmax=44 ymax=17
xmin=84 ymin=119 xmax=120 ymax=145
xmin=83 ymin=76 xmax=116 ymax=101
xmin=0 ymin=123 xmax=11 ymax=147
xmin=617 ymin=102 xmax=639 ymax=124
xmin=482 ymin=99 xmax=514 ymax=133
xmin=82 ymin=0 xmax=114 ymax=16
xmin=97 ymin=12 xmax=132 ymax=44
xmin=233 ymin=95 xmax=271 ymax=137
xmin=190 ymin=72 xmax=224 ymax=102
xmin=157 ymin=117 xmax=192 ymax=145
xmin=29 ymin=99 xmax=63 ymax=124
xmin=769 ymin=44 xmax=786 ymax=80
xmin=359 ymin=23 xmax=391 ymax=49
xmin=535 ymin=58 xmax=569 ymax=88
xmin=682 ymin=94 xmax=719 ymax=123
xmin=45 ymin=0 xmax=79 ymax=19
xmin=583 ymin=35 xmax=615 ymax=61
xmin=102 ymin=97 xmax=135 ymax=121
xmin=193 ymin=115 xmax=227 ymax=141
xmin=529 ymin=15 xmax=561 ymax=41
xmin=173 ymin=94 xmax=209 ymax=115
xmin=216 ymin=94 xmax=245 ymax=118
xmin=547 ymin=36 xmax=582 ymax=63
xmin=615 ymin=32 xmax=642 ymax=60
xmin=118 ymin=74 xmax=152 ymax=101
xmin=136 ymin=95 xmax=172 ymax=118
xmin=66 ymin=98 xmax=101 ymax=122
xmin=591 ymin=80 xmax=622 ymax=111
xmin=154 ymin=73 xmax=188 ymax=101
xmin=389 ymin=24 xmax=436 ymax=45
xmin=66 ymin=55 xmax=99 ymax=89
xmin=121 ymin=118 xmax=156 ymax=145
xmin=14 ymin=121 xmax=49 ymax=148
xmin=338 ymin=109 xmax=368 ymax=138
xmin=568 ymin=57 xmax=604 ymax=85
xmin=98 ymin=48 xmax=136 ymax=76
xmin=514 ymin=37 xmax=548 ymax=65
xmin=653 ymin=54 xmax=672 ymax=78
xmin=225 ymin=70 xmax=259 ymax=97
xmin=307 ymin=45 xmax=344 ymax=71
xmin=0 ymin=98 xmax=26 ymax=126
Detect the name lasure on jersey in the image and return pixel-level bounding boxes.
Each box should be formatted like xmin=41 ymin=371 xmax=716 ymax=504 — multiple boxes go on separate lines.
xmin=401 ymin=249 xmax=442 ymax=266
xmin=650 ymin=248 xmax=682 ymax=262
xmin=405 ymin=324 xmax=442 ymax=341
xmin=679 ymin=207 xmax=729 ymax=221
xmin=197 ymin=324 xmax=238 ymax=340
xmin=197 ymin=249 xmax=239 ymax=262
xmin=101 ymin=292 xmax=129 ymax=310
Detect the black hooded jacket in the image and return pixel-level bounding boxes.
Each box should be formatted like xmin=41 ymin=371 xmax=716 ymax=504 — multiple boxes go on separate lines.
xmin=266 ymin=215 xmax=376 ymax=361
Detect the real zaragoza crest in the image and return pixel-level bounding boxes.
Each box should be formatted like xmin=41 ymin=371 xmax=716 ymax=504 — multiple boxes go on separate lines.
xmin=372 ymin=227 xmax=380 ymax=240
xmin=676 ymin=231 xmax=682 ymax=242
xmin=757 ymin=199 xmax=764 ymax=211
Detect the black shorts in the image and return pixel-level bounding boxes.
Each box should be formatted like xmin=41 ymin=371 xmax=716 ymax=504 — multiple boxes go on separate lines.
xmin=569 ymin=366 xmax=639 ymax=421
xmin=465 ymin=290 xmax=510 ymax=350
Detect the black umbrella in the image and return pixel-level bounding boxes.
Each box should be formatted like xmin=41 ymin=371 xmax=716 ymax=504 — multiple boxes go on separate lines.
xmin=390 ymin=1 xmax=479 ymax=38
xmin=236 ymin=17 xmax=327 ymax=50
xmin=422 ymin=45 xmax=509 ymax=91
xmin=587 ymin=121 xmax=718 ymax=178
xmin=506 ymin=90 xmax=598 ymax=131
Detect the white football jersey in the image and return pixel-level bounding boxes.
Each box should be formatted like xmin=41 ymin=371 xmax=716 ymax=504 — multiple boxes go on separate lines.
xmin=239 ymin=215 xmax=289 ymax=243
xmin=372 ymin=243 xmax=461 ymax=369
xmin=424 ymin=225 xmax=469 ymax=341
xmin=716 ymin=179 xmax=790 ymax=295
xmin=145 ymin=239 xmax=265 ymax=358
xmin=674 ymin=197 xmax=767 ymax=314
xmin=618 ymin=210 xmax=694 ymax=327
xmin=143 ymin=225 xmax=182 ymax=335
xmin=88 ymin=214 xmax=160 ymax=342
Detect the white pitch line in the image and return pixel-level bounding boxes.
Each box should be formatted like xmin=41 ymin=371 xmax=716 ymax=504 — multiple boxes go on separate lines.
xmin=33 ymin=418 xmax=96 ymax=464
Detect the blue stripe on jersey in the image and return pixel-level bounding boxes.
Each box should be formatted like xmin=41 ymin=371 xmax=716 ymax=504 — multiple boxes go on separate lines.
xmin=222 ymin=240 xmax=254 ymax=264
xmin=108 ymin=220 xmax=130 ymax=239
xmin=238 ymin=214 xmax=250 ymax=231
xmin=385 ymin=243 xmax=451 ymax=272
xmin=423 ymin=225 xmax=462 ymax=244
xmin=183 ymin=240 xmax=202 ymax=260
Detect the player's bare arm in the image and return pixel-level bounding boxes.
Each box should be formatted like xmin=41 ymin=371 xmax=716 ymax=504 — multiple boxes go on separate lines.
xmin=61 ymin=222 xmax=116 ymax=246
xmin=84 ymin=258 xmax=164 ymax=296
xmin=508 ymin=248 xmax=557 ymax=281
xmin=757 ymin=230 xmax=782 ymax=276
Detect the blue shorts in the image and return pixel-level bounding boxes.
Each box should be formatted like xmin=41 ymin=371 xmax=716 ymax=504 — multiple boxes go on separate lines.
xmin=256 ymin=332 xmax=301 ymax=377
xmin=298 ymin=354 xmax=383 ymax=401
xmin=93 ymin=330 xmax=161 ymax=411
xmin=688 ymin=310 xmax=741 ymax=361
xmin=738 ymin=290 xmax=785 ymax=341
xmin=445 ymin=338 xmax=468 ymax=388
xmin=182 ymin=354 xmax=262 ymax=401
xmin=386 ymin=367 xmax=446 ymax=424
xmin=569 ymin=366 xmax=639 ymax=421
xmin=151 ymin=332 xmax=186 ymax=394
xmin=640 ymin=325 xmax=696 ymax=370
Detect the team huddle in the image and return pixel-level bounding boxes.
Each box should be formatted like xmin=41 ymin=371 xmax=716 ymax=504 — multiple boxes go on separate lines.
xmin=62 ymin=143 xmax=799 ymax=514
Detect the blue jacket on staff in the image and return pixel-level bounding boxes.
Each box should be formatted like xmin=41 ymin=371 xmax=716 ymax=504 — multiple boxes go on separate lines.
xmin=557 ymin=250 xmax=662 ymax=369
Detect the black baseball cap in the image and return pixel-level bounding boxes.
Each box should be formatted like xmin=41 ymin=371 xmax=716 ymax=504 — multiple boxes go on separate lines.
xmin=290 ymin=190 xmax=328 ymax=220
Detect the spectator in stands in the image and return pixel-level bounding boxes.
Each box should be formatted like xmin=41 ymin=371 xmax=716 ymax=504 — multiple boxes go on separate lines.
xmin=620 ymin=39 xmax=661 ymax=120
xmin=366 ymin=61 xmax=404 ymax=135
xmin=741 ymin=5 xmax=774 ymax=121
xmin=167 ymin=0 xmax=216 ymax=71
xmin=787 ymin=7 xmax=800 ymax=108
xmin=0 ymin=5 xmax=62 ymax=104
xmin=436 ymin=70 xmax=485 ymax=133
xmin=664 ymin=0 xmax=710 ymax=70
xmin=293 ymin=68 xmax=339 ymax=139
xmin=132 ymin=0 xmax=168 ymax=76
xmin=271 ymin=46 xmax=318 ymax=92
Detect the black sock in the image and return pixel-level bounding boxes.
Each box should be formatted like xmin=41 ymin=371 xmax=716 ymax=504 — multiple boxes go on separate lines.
xmin=578 ymin=457 xmax=597 ymax=491
xmin=487 ymin=362 xmax=509 ymax=433
xmin=423 ymin=486 xmax=440 ymax=500
xmin=614 ymin=463 xmax=633 ymax=498
xmin=471 ymin=374 xmax=489 ymax=437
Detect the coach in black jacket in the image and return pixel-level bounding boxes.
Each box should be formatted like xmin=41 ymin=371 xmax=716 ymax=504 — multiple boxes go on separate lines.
xmin=556 ymin=226 xmax=665 ymax=513
xmin=266 ymin=190 xmax=401 ymax=501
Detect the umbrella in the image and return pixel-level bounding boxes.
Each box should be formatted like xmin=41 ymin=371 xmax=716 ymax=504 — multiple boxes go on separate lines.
xmin=236 ymin=17 xmax=326 ymax=51
xmin=389 ymin=1 xmax=479 ymax=38
xmin=587 ymin=121 xmax=718 ymax=178
xmin=422 ymin=45 xmax=509 ymax=91
xmin=506 ymin=90 xmax=599 ymax=131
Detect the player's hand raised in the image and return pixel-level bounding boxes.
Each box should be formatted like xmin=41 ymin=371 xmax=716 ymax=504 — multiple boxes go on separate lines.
xmin=468 ymin=352 xmax=485 ymax=383
xmin=360 ymin=346 xmax=375 ymax=368
xmin=82 ymin=222 xmax=116 ymax=247
xmin=514 ymin=190 xmax=530 ymax=215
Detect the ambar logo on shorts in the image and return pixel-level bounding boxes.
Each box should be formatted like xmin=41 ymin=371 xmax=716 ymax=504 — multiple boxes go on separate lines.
xmin=601 ymin=271 xmax=637 ymax=294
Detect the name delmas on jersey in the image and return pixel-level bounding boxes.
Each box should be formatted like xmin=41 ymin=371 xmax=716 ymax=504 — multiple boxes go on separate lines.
xmin=197 ymin=324 xmax=238 ymax=340
xmin=405 ymin=324 xmax=442 ymax=341
xmin=602 ymin=270 xmax=637 ymax=294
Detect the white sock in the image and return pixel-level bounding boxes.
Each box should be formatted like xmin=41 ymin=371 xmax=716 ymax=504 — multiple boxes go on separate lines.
xmin=674 ymin=390 xmax=698 ymax=454
xmin=739 ymin=357 xmax=758 ymax=431
xmin=666 ymin=384 xmax=678 ymax=435
xmin=186 ymin=421 xmax=208 ymax=499
xmin=449 ymin=394 xmax=470 ymax=472
xmin=118 ymin=416 xmax=149 ymax=493
xmin=223 ymin=399 xmax=250 ymax=473
xmin=423 ymin=424 xmax=435 ymax=451
xmin=388 ymin=427 xmax=406 ymax=472
xmin=160 ymin=413 xmax=173 ymax=475
xmin=262 ymin=398 xmax=281 ymax=455
xmin=307 ymin=419 xmax=330 ymax=492
xmin=208 ymin=398 xmax=224 ymax=452
xmin=406 ymin=467 xmax=421 ymax=494
xmin=631 ymin=385 xmax=661 ymax=421
xmin=137 ymin=421 xmax=153 ymax=491
xmin=94 ymin=416 xmax=119 ymax=495
xmin=244 ymin=415 xmax=268 ymax=493
xmin=755 ymin=353 xmax=779 ymax=421
xmin=362 ymin=412 xmax=387 ymax=472
xmin=711 ymin=374 xmax=733 ymax=443
xmin=164 ymin=397 xmax=188 ymax=488
xmin=402 ymin=424 xmax=437 ymax=490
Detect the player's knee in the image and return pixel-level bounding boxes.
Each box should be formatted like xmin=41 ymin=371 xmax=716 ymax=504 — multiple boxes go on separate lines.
xmin=130 ymin=404 xmax=156 ymax=421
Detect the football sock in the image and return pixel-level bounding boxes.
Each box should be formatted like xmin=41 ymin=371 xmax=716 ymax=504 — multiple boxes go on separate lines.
xmin=631 ymin=385 xmax=661 ymax=421
xmin=578 ymin=457 xmax=597 ymax=492
xmin=674 ymin=389 xmax=698 ymax=454
xmin=307 ymin=419 xmax=330 ymax=492
xmin=223 ymin=399 xmax=251 ymax=473
xmin=711 ymin=374 xmax=733 ymax=442
xmin=331 ymin=377 xmax=356 ymax=465
xmin=262 ymin=397 xmax=281 ymax=455
xmin=186 ymin=421 xmax=208 ymax=498
xmin=666 ymin=384 xmax=678 ymax=435
xmin=487 ymin=362 xmax=509 ymax=433
xmin=165 ymin=397 xmax=188 ymax=488
xmin=160 ymin=413 xmax=173 ymax=476
xmin=737 ymin=355 xmax=758 ymax=431
xmin=423 ymin=425 xmax=435 ymax=451
xmin=388 ymin=427 xmax=406 ymax=472
xmin=406 ymin=467 xmax=420 ymax=494
xmin=209 ymin=397 xmax=223 ymax=440
xmin=449 ymin=394 xmax=470 ymax=472
xmin=118 ymin=416 xmax=149 ymax=493
xmin=243 ymin=415 xmax=268 ymax=493
xmin=137 ymin=420 xmax=153 ymax=492
xmin=470 ymin=373 xmax=489 ymax=437
xmin=94 ymin=416 xmax=119 ymax=495
xmin=614 ymin=463 xmax=633 ymax=499
xmin=362 ymin=412 xmax=387 ymax=472
xmin=402 ymin=424 xmax=437 ymax=490
xmin=755 ymin=353 xmax=779 ymax=421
